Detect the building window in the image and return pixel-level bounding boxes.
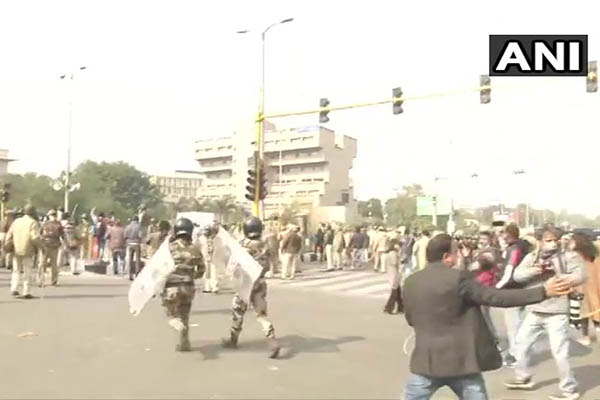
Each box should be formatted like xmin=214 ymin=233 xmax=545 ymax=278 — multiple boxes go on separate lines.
xmin=341 ymin=193 xmax=349 ymax=204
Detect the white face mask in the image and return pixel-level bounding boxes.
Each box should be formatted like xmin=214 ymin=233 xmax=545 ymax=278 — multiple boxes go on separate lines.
xmin=542 ymin=241 xmax=559 ymax=252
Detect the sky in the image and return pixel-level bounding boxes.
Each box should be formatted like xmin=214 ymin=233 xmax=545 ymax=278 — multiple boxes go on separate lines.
xmin=1 ymin=0 xmax=599 ymax=217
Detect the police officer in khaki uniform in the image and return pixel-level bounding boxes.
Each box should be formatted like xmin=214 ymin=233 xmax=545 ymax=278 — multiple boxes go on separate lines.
xmin=198 ymin=223 xmax=220 ymax=293
xmin=39 ymin=209 xmax=64 ymax=286
xmin=222 ymin=217 xmax=280 ymax=358
xmin=162 ymin=218 xmax=205 ymax=352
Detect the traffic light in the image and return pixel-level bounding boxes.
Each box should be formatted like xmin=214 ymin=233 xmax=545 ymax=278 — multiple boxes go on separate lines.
xmin=319 ymin=98 xmax=330 ymax=123
xmin=1 ymin=183 xmax=10 ymax=203
xmin=244 ymin=162 xmax=268 ymax=201
xmin=392 ymin=87 xmax=404 ymax=114
xmin=480 ymin=75 xmax=491 ymax=104
xmin=587 ymin=61 xmax=597 ymax=93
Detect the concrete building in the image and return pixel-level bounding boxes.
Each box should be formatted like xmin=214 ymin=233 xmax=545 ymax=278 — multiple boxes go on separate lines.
xmin=194 ymin=123 xmax=358 ymax=226
xmin=150 ymin=170 xmax=204 ymax=203
xmin=0 ymin=149 xmax=15 ymax=175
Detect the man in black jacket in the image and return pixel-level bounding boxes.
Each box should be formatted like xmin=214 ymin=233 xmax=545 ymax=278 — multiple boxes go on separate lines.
xmin=402 ymin=234 xmax=571 ymax=400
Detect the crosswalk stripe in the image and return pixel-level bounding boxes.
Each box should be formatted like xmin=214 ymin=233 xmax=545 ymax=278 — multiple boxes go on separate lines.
xmin=284 ymin=272 xmax=373 ymax=288
xmin=270 ymin=268 xmax=397 ymax=300
xmin=348 ymin=282 xmax=391 ymax=295
xmin=323 ymin=276 xmax=388 ymax=291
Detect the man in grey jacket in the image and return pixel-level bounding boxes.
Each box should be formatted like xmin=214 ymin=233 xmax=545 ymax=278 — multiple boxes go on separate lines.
xmin=505 ymin=225 xmax=586 ymax=400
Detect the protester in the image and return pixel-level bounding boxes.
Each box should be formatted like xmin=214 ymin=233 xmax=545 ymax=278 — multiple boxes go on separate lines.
xmin=505 ymin=225 xmax=585 ymax=400
xmin=495 ymin=223 xmax=531 ymax=367
xmin=402 ymin=233 xmax=572 ymax=400
xmin=105 ymin=219 xmax=126 ymax=275
xmin=124 ymin=216 xmax=142 ymax=280
xmin=569 ymin=233 xmax=600 ymax=346
xmin=383 ymin=230 xmax=402 ymax=314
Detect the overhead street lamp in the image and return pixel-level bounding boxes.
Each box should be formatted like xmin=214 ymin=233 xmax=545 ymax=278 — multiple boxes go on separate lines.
xmin=59 ymin=66 xmax=87 ymax=212
xmin=237 ymin=18 xmax=294 ymax=217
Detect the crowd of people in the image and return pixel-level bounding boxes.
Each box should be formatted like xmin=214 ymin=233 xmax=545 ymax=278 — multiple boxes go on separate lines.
xmin=401 ymin=223 xmax=600 ymax=400
xmin=2 ymin=203 xmax=600 ymax=398
xmin=0 ymin=204 xmax=176 ymax=297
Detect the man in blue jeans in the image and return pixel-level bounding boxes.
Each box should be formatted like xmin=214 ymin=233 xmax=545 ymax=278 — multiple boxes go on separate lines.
xmin=402 ymin=234 xmax=571 ymax=400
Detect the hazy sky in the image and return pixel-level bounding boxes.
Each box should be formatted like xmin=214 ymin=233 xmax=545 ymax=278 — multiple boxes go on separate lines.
xmin=1 ymin=0 xmax=599 ymax=216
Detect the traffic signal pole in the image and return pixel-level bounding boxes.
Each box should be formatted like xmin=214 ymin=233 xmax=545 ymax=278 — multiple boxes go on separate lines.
xmin=254 ymin=110 xmax=263 ymax=218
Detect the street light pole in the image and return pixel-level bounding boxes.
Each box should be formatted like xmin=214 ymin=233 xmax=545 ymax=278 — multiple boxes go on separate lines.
xmin=65 ymin=100 xmax=73 ymax=212
xmin=60 ymin=66 xmax=86 ymax=212
xmin=238 ymin=18 xmax=294 ymax=218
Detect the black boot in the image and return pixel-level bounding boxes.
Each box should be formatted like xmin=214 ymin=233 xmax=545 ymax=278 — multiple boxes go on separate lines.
xmin=383 ymin=289 xmax=397 ymax=314
xmin=267 ymin=337 xmax=281 ymax=359
xmin=221 ymin=331 xmax=239 ymax=349
xmin=395 ymin=287 xmax=404 ymax=314
xmin=176 ymin=328 xmax=191 ymax=352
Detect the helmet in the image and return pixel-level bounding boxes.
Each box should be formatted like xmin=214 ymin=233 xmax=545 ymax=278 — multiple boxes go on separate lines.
xmin=174 ymin=218 xmax=194 ymax=239
xmin=243 ymin=217 xmax=263 ymax=240
xmin=47 ymin=209 xmax=57 ymax=217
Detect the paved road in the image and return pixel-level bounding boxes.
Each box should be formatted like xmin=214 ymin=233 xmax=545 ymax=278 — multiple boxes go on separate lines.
xmin=0 ymin=267 xmax=599 ymax=399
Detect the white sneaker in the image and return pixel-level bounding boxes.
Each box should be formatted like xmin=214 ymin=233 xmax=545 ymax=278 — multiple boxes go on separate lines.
xmin=168 ymin=318 xmax=185 ymax=332
xmin=576 ymin=337 xmax=592 ymax=347
xmin=549 ymin=392 xmax=580 ymax=400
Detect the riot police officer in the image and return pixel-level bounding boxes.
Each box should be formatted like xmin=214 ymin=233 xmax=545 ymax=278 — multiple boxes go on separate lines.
xmin=222 ymin=217 xmax=280 ymax=358
xmin=162 ymin=218 xmax=205 ymax=352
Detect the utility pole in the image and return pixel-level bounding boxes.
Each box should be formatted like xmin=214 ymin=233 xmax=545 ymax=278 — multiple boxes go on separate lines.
xmin=59 ymin=66 xmax=86 ymax=212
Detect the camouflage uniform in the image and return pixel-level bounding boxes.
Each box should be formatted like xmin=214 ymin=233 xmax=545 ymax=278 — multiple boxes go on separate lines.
xmin=161 ymin=238 xmax=204 ymax=351
xmin=226 ymin=237 xmax=277 ymax=349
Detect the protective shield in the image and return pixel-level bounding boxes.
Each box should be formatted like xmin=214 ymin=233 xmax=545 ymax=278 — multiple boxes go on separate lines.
xmin=128 ymin=237 xmax=175 ymax=316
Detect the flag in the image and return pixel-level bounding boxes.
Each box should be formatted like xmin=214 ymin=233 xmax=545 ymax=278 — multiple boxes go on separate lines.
xmin=212 ymin=227 xmax=263 ymax=305
xmin=128 ymin=237 xmax=176 ymax=316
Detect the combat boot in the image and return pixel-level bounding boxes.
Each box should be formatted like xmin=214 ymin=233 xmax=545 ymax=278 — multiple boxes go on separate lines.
xmin=221 ymin=331 xmax=239 ymax=349
xmin=176 ymin=328 xmax=191 ymax=352
xmin=267 ymin=337 xmax=281 ymax=359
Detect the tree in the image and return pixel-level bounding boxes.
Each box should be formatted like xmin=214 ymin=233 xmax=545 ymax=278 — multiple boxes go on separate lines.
xmin=202 ymin=196 xmax=245 ymax=224
xmin=358 ymin=198 xmax=384 ymax=220
xmin=384 ymin=184 xmax=424 ymax=227
xmin=1 ymin=173 xmax=62 ymax=212
xmin=69 ymin=160 xmax=162 ymax=220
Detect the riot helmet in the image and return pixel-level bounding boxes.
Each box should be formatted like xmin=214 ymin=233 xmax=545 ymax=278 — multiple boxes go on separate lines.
xmin=174 ymin=218 xmax=194 ymax=239
xmin=243 ymin=217 xmax=263 ymax=240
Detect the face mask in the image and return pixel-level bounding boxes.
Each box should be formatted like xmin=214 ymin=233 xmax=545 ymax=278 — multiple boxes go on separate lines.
xmin=541 ymin=241 xmax=559 ymax=257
